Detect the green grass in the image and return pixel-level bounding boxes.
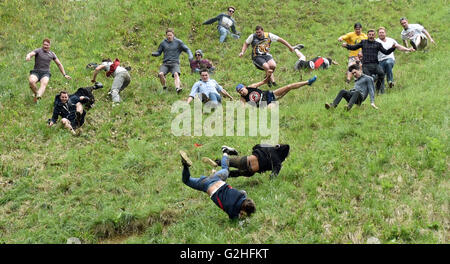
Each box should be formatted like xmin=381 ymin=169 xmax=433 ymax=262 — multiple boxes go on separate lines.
xmin=0 ymin=0 xmax=448 ymax=243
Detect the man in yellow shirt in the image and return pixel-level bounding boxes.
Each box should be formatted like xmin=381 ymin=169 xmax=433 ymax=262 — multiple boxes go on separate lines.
xmin=338 ymin=23 xmax=368 ymax=83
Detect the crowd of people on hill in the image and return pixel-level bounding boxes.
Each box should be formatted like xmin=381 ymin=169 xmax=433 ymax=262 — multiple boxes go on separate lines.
xmin=24 ymin=5 xmax=436 ymax=219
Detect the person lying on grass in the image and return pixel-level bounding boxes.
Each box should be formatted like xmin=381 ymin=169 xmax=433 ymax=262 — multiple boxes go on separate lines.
xmin=180 ymin=149 xmax=256 ymax=220
xmin=48 ymin=91 xmax=87 ymax=135
xmin=235 ymin=70 xmax=317 ymax=108
xmin=202 ymin=144 xmax=290 ymax=180
xmin=325 ymin=64 xmax=378 ymax=111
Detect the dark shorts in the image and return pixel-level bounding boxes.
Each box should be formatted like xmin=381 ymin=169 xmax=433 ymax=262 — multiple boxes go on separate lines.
xmin=70 ymin=111 xmax=86 ymax=130
xmin=252 ymin=55 xmax=273 ymax=71
xmin=30 ymin=70 xmax=51 ymax=81
xmin=159 ymin=63 xmax=181 ymax=77
xmin=262 ymin=91 xmax=276 ymax=105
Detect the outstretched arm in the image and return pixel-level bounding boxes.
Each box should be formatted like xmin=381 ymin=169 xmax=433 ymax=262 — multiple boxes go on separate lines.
xmin=248 ymin=71 xmax=272 ymax=88
xmin=25 ymin=51 xmax=36 ymax=61
xmin=343 ymin=42 xmax=363 ymax=50
xmin=395 ymin=43 xmax=415 ymax=52
xmin=91 ymin=64 xmax=106 ymax=83
xmin=422 ymin=29 xmax=435 ymax=44
xmin=277 ymin=37 xmax=294 ymax=52
xmin=203 ymin=15 xmax=220 ymax=25
xmin=54 ymin=58 xmax=71 ymax=79
xmin=239 ymin=42 xmax=249 ymax=57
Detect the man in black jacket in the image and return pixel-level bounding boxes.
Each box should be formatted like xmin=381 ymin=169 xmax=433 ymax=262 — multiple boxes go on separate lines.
xmin=202 ymin=144 xmax=290 ymax=179
xmin=48 ymin=91 xmax=86 ymax=135
xmin=342 ymin=29 xmax=396 ymax=94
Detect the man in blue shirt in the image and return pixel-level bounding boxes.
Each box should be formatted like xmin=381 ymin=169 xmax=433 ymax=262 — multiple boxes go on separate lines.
xmin=186 ymin=70 xmax=233 ymax=106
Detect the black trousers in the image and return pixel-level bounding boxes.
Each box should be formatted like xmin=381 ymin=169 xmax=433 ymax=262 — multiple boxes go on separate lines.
xmin=332 ymin=90 xmax=363 ymax=110
xmin=363 ymin=63 xmax=385 ymax=93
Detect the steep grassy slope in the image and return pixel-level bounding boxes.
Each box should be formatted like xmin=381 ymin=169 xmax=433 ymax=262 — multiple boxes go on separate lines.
xmin=0 ymin=0 xmax=448 ymax=243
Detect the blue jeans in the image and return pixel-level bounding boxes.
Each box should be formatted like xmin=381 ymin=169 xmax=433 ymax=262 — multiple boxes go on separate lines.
xmin=182 ymin=155 xmax=229 ymax=193
xmin=218 ymin=26 xmax=239 ymax=43
xmin=379 ymin=58 xmax=395 ymax=83
xmin=208 ymin=93 xmax=222 ymax=103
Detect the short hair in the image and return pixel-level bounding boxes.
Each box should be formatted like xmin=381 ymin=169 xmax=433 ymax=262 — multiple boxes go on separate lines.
xmin=400 ymin=17 xmax=408 ymax=22
xmin=367 ymin=29 xmax=376 ymax=34
xmin=101 ymin=58 xmax=112 ymax=63
xmin=199 ymin=69 xmax=209 ymax=75
xmin=241 ymin=198 xmax=256 ymax=217
xmin=43 ymin=38 xmax=51 ymax=44
xmin=166 ymin=28 xmax=174 ymax=34
xmin=354 ymin=23 xmax=362 ymax=29
xmin=378 ymin=27 xmax=386 ymax=32
xmin=348 ymin=64 xmax=361 ymax=72
xmin=228 ymin=6 xmax=235 ymax=11
xmin=255 ymin=25 xmax=264 ymax=31
xmin=59 ymin=91 xmax=68 ymax=96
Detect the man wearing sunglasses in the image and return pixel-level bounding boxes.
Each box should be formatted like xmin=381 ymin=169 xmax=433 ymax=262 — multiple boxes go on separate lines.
xmin=203 ymin=6 xmax=240 ymax=43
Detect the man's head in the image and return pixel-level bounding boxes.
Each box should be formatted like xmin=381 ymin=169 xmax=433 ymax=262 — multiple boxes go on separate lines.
xmin=102 ymin=58 xmax=112 ymax=63
xmin=236 ymin=83 xmax=248 ymax=96
xmin=166 ymin=28 xmax=175 ymax=42
xmin=59 ymin=91 xmax=69 ymax=103
xmin=199 ymin=69 xmax=210 ymax=82
xmin=348 ymin=64 xmax=362 ymax=78
xmin=195 ymin=49 xmax=203 ymax=60
xmin=378 ymin=27 xmax=386 ymax=40
xmin=354 ymin=23 xmax=362 ymax=35
xmin=239 ymin=198 xmax=256 ymax=218
xmin=255 ymin=25 xmax=264 ymax=38
xmin=42 ymin=38 xmax=51 ymax=52
xmin=357 ymin=51 xmax=363 ymax=61
xmin=400 ymin=17 xmax=409 ymax=29
xmin=367 ymin=29 xmax=376 ymax=40
xmin=227 ymin=6 xmax=235 ymax=16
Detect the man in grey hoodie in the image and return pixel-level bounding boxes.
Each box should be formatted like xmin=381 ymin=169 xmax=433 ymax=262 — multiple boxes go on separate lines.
xmin=203 ymin=6 xmax=240 ymax=43
xmin=325 ymin=64 xmax=378 ymax=111
xmin=152 ymin=28 xmax=194 ymax=93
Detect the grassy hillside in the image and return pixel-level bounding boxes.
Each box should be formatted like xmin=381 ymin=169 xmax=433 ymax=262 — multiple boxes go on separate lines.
xmin=0 ymin=0 xmax=448 ymax=243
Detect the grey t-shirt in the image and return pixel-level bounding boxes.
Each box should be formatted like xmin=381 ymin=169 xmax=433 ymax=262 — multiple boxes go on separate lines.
xmin=33 ymin=48 xmax=57 ymax=72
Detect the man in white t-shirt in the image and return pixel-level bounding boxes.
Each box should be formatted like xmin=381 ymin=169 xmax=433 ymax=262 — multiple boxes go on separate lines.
xmin=91 ymin=58 xmax=131 ymax=103
xmin=400 ymin=17 xmax=435 ymax=51
xmin=239 ymin=25 xmax=294 ymax=87
xmin=376 ymin=27 xmax=414 ymax=88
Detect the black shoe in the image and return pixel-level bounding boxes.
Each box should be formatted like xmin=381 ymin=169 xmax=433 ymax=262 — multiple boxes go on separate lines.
xmin=93 ymin=82 xmax=103 ymax=89
xmin=201 ymin=93 xmax=209 ymax=103
xmin=76 ymin=111 xmax=82 ymax=127
xmin=176 ymin=87 xmax=182 ymax=94
xmin=293 ymin=44 xmax=304 ymax=50
xmin=179 ymin=150 xmax=192 ymax=167
xmin=389 ymin=82 xmax=394 ymax=88
xmin=221 ymin=145 xmax=238 ymax=155
xmin=325 ymin=103 xmax=332 ymax=109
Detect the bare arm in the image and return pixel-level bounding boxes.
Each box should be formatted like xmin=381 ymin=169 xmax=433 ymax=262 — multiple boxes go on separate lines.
xmin=26 ymin=51 xmax=36 ymax=61
xmin=248 ymin=72 xmax=271 ymax=88
xmin=277 ymin=37 xmax=294 ymax=52
xmin=187 ymin=96 xmax=194 ymax=104
xmin=91 ymin=64 xmax=106 ymax=83
xmin=395 ymin=43 xmax=414 ymax=52
xmin=403 ymin=39 xmax=409 ymax=48
xmin=220 ymin=89 xmax=233 ymax=100
xmin=239 ymin=42 xmax=249 ymax=57
xmin=54 ymin=58 xmax=71 ymax=79
xmin=422 ymin=29 xmax=435 ymax=44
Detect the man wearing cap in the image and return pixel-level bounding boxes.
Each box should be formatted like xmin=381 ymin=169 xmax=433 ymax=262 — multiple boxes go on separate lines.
xmin=152 ymin=28 xmax=194 ymax=93
xmin=203 ymin=6 xmax=240 ymax=43
xmin=187 ymin=69 xmax=233 ymax=106
xmin=26 ymin=38 xmax=71 ymax=103
xmin=400 ymin=17 xmax=435 ymax=51
xmin=190 ymin=50 xmax=215 ymax=73
xmin=239 ymin=26 xmax=295 ymax=87
xmin=338 ymin=23 xmax=368 ymax=83
xmin=235 ymin=71 xmax=317 ymax=108
xmin=293 ymin=44 xmax=338 ymax=72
